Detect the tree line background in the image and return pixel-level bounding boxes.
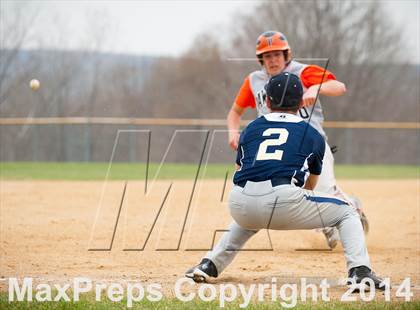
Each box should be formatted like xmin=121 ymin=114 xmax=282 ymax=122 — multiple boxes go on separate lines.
xmin=1 ymin=1 xmax=419 ymax=164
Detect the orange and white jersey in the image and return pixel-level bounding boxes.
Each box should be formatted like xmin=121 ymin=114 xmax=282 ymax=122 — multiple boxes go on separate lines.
xmin=234 ymin=60 xmax=336 ymax=139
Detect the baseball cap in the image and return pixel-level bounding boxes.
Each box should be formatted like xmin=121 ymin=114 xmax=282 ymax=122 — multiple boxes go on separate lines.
xmin=265 ymin=72 xmax=303 ymax=110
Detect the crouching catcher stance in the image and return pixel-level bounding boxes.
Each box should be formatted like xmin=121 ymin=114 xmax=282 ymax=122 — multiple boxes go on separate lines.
xmin=186 ymin=72 xmax=384 ymax=291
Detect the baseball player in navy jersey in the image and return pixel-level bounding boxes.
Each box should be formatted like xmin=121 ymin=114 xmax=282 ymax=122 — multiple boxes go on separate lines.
xmin=227 ymin=30 xmax=369 ymax=248
xmin=186 ymin=72 xmax=384 ymax=291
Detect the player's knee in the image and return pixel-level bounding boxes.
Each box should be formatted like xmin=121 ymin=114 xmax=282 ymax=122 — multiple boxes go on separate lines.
xmin=341 ymin=204 xmax=360 ymax=221
xmin=232 ymin=217 xmax=259 ymax=230
xmin=334 ymin=206 xmax=361 ymax=230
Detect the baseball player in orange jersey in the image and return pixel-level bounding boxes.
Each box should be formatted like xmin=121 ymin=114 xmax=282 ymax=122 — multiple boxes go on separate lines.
xmin=227 ymin=31 xmax=368 ymax=248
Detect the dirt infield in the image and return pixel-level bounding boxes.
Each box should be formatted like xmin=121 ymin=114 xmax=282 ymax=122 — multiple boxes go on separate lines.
xmin=1 ymin=179 xmax=419 ymax=301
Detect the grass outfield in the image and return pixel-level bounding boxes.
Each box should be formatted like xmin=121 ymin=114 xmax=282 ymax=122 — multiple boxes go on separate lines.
xmin=0 ymin=294 xmax=419 ymax=310
xmin=0 ymin=162 xmax=419 ymax=180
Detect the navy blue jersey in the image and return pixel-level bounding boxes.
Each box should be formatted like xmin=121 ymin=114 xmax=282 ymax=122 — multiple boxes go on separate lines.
xmin=233 ymin=112 xmax=325 ymax=187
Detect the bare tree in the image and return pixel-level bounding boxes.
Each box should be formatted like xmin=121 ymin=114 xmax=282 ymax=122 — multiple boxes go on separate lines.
xmin=0 ymin=1 xmax=40 ymax=106
xmin=226 ymin=0 xmax=408 ymax=120
xmin=229 ymin=1 xmax=403 ymax=62
xmin=141 ymin=34 xmax=235 ymax=119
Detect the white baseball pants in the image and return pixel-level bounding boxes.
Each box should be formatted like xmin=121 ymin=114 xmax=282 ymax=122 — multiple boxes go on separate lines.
xmin=316 ymin=141 xmax=353 ymax=203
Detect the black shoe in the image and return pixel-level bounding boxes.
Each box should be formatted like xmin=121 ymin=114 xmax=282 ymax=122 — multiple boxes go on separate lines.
xmin=185 ymin=258 xmax=218 ymax=283
xmin=348 ymin=266 xmax=385 ymax=291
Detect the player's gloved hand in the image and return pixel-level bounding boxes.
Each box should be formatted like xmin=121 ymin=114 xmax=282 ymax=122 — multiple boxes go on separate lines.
xmin=228 ymin=131 xmax=240 ymax=150
xmin=301 ymin=86 xmax=318 ymax=107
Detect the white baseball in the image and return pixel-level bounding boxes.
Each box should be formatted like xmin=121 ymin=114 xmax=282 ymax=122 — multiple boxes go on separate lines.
xmin=30 ymin=79 xmax=40 ymax=90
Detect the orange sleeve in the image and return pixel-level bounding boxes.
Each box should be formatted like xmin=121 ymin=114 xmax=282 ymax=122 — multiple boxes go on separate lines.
xmin=300 ymin=65 xmax=336 ymax=89
xmin=234 ymin=76 xmax=256 ymax=109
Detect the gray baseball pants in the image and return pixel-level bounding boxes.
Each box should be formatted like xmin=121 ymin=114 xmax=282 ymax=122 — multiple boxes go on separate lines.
xmin=205 ymin=180 xmax=371 ymax=275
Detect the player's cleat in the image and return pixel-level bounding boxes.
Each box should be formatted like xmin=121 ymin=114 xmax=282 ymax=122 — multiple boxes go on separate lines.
xmin=322 ymin=227 xmax=339 ymax=249
xmin=185 ymin=258 xmax=218 ymax=283
xmin=347 ymin=265 xmax=385 ymax=292
xmin=348 ymin=196 xmax=369 ymax=235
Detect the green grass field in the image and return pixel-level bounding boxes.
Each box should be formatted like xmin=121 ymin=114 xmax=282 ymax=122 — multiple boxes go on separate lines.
xmin=0 ymin=162 xmax=418 ymax=180
xmin=1 ymin=293 xmax=419 ymax=310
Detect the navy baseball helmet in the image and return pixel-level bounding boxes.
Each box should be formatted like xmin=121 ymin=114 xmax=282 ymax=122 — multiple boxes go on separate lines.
xmin=265 ymin=72 xmax=303 ymax=110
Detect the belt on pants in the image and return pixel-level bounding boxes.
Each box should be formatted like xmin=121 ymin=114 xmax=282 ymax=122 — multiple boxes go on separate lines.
xmin=235 ymin=177 xmax=292 ymax=188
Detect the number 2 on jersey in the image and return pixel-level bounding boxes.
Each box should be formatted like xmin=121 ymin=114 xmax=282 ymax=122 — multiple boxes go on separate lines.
xmin=256 ymin=128 xmax=289 ymax=160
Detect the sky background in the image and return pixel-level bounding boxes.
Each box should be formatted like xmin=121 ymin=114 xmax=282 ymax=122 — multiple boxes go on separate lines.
xmin=2 ymin=0 xmax=419 ymax=62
